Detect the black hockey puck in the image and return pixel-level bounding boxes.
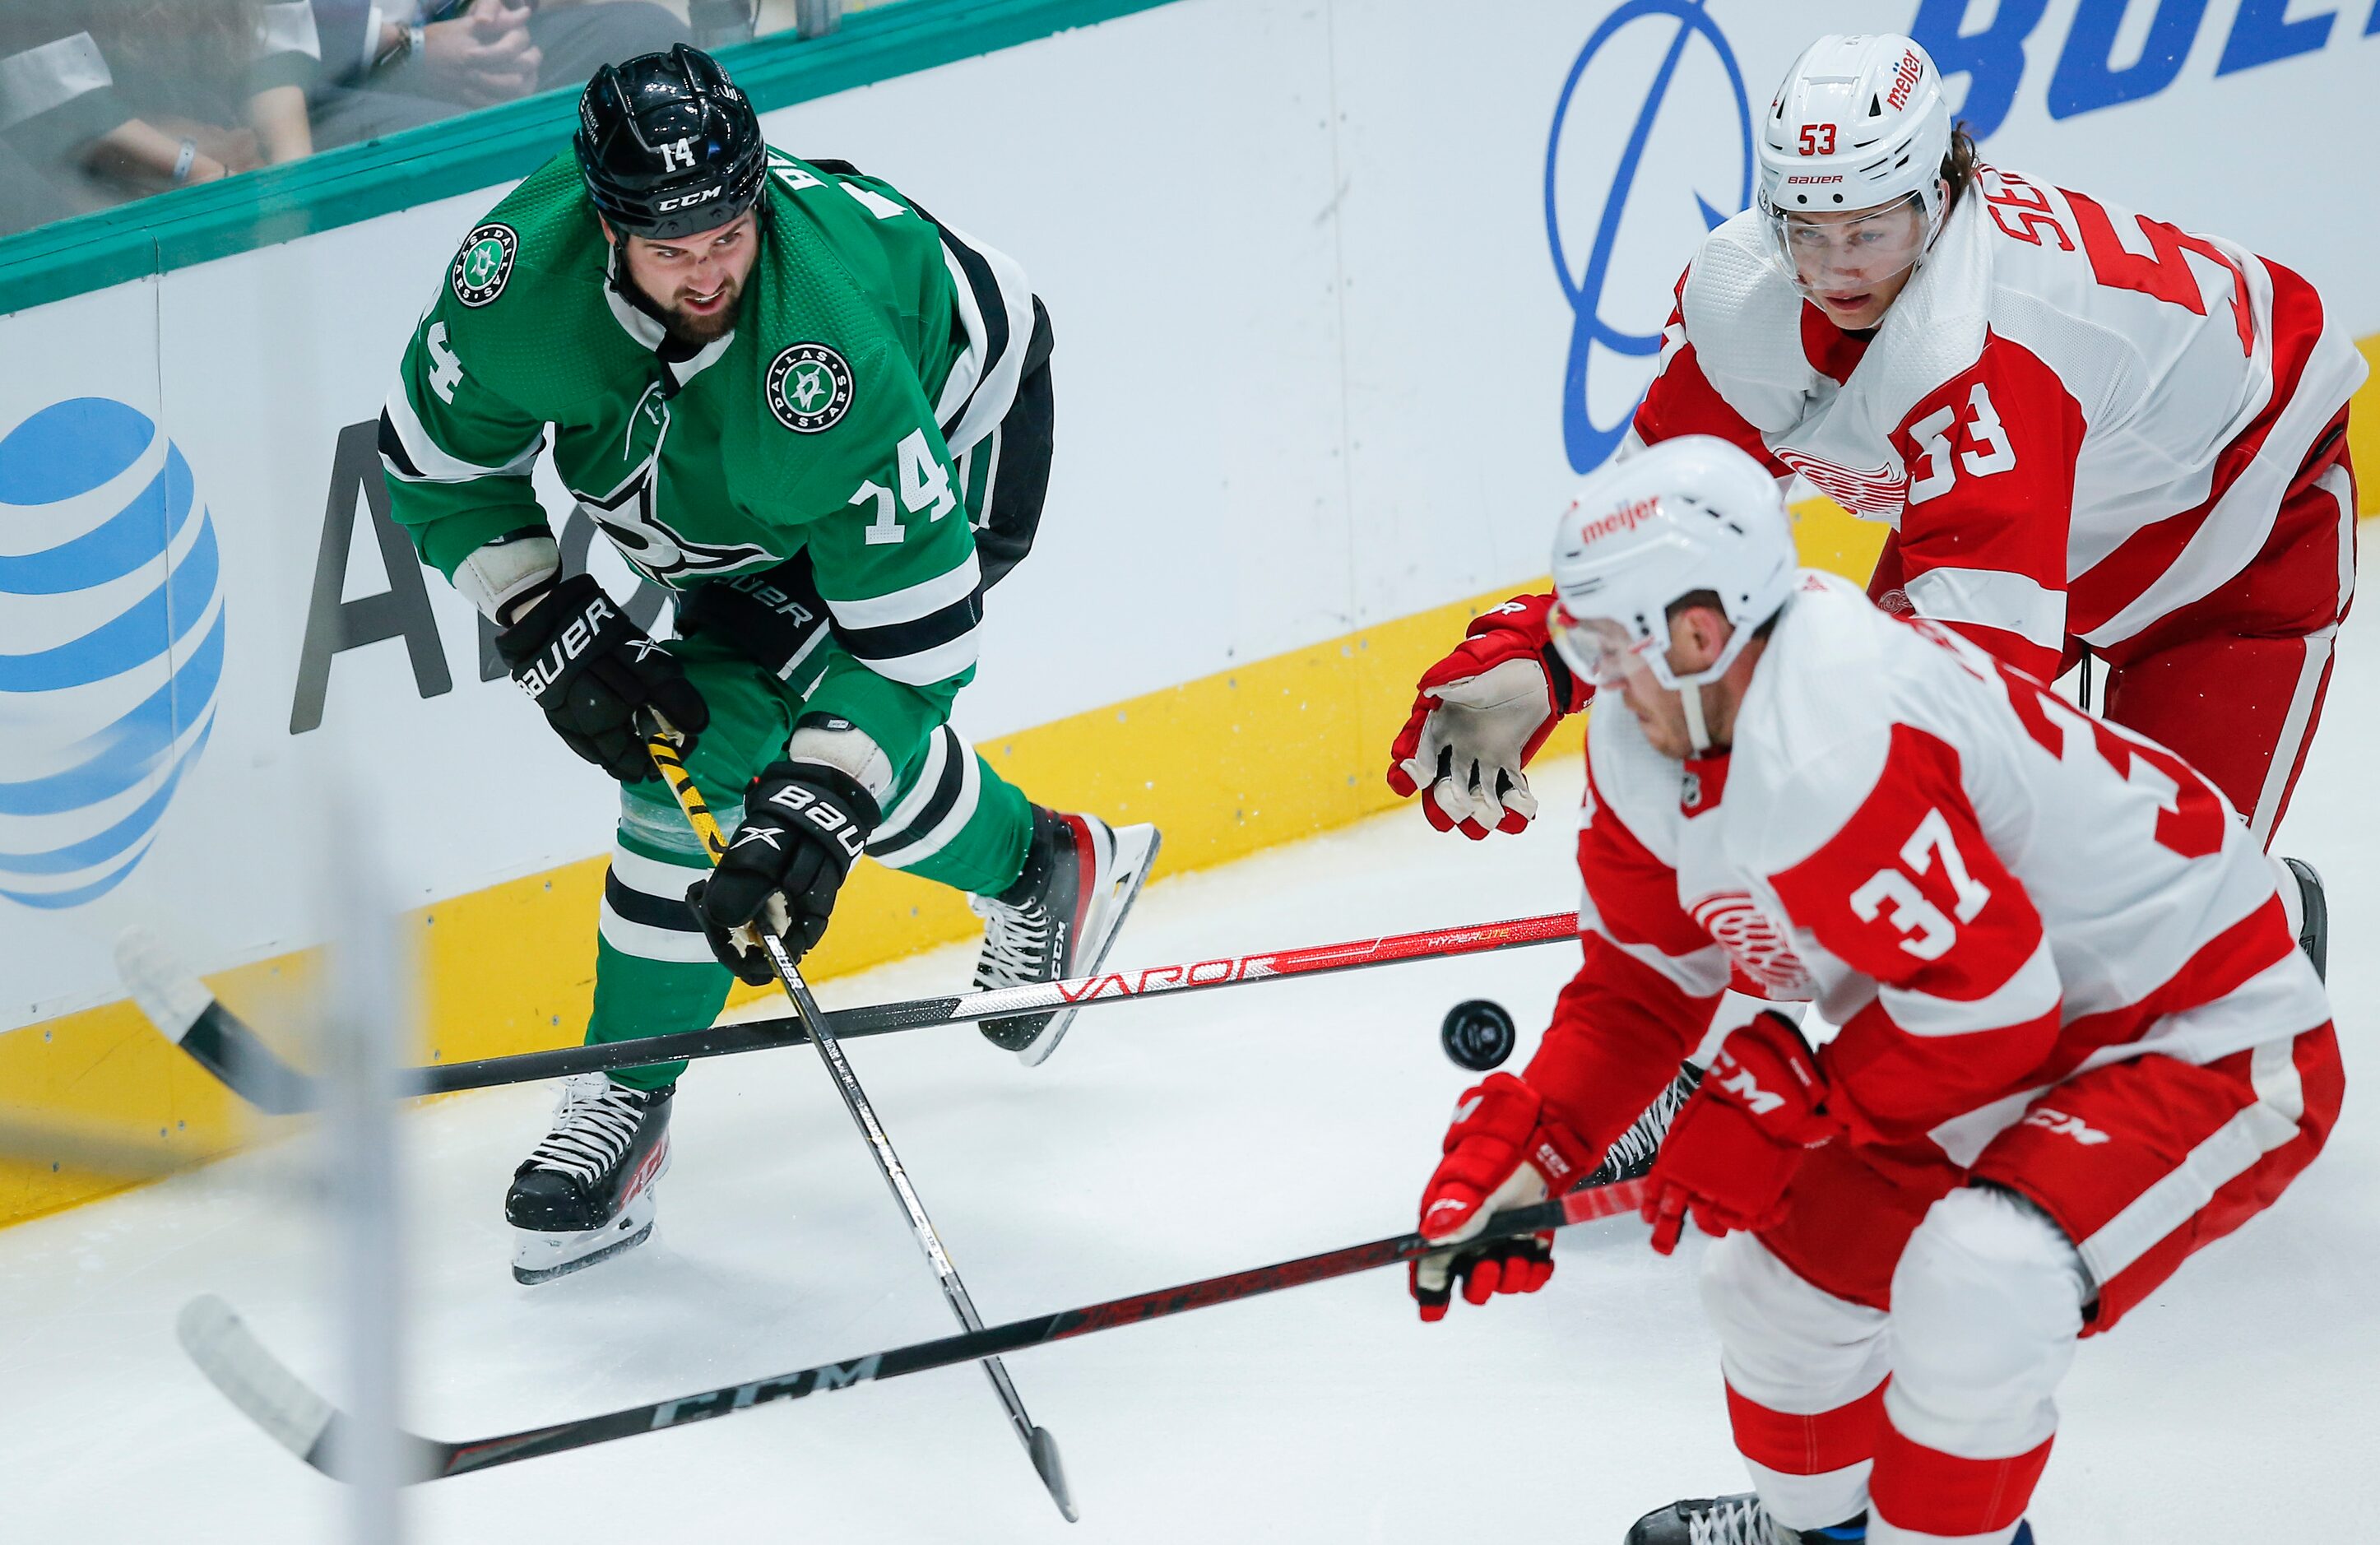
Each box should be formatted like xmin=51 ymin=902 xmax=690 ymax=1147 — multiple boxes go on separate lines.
xmin=1441 ymin=999 xmax=1517 ymax=1071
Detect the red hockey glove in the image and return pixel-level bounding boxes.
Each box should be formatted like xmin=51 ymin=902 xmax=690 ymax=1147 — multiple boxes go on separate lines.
xmin=1412 ymin=1073 xmax=1601 ymax=1320
xmin=1643 ymin=1013 xmax=1837 ymax=1255
xmin=1385 ymin=596 xmax=1578 ymax=839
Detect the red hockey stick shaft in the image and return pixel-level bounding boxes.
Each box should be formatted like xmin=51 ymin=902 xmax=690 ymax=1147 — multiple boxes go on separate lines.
xmin=136 ymin=911 xmax=1584 ymax=1114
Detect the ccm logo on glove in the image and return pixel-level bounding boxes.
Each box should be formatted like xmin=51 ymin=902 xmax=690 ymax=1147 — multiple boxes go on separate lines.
xmin=1641 ymin=1013 xmax=1840 ymax=1255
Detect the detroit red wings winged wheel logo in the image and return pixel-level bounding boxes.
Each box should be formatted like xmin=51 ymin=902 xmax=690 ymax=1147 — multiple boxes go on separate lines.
xmin=1689 ymin=892 xmax=1815 ymax=999
xmin=1773 ymin=446 xmax=1907 ymax=518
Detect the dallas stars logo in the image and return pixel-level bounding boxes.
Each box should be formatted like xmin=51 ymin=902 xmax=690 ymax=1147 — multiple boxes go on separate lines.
xmin=789 ymin=364 xmax=832 ymax=412
xmin=451 ymin=223 xmax=518 ymax=308
xmin=766 ymin=342 xmax=854 ymax=434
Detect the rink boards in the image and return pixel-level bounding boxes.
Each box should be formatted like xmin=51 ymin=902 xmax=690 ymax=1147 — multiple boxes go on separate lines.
xmin=3 ymin=0 xmax=2379 ymax=1227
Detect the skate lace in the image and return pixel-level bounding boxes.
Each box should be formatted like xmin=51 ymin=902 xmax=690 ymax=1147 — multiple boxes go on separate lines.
xmin=1686 ymin=1496 xmax=1777 ymax=1545
xmin=527 ymin=1075 xmax=646 ymax=1185
xmin=968 ymin=893 xmax=1053 ymax=989
xmin=1597 ymin=1065 xmax=1701 ymax=1176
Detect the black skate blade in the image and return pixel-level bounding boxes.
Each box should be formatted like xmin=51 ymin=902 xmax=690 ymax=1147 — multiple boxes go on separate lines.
xmin=1014 ymin=824 xmax=1162 ymax=1069
xmin=1028 ymin=1424 xmax=1079 ymax=1522
xmin=511 ymin=1219 xmax=655 ymax=1287
xmin=2284 ymin=856 xmax=2327 ymax=981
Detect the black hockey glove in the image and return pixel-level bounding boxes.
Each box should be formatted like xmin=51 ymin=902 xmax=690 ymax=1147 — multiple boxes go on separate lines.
xmin=688 ymin=761 xmax=879 ymax=984
xmin=493 ymin=573 xmax=709 ymax=782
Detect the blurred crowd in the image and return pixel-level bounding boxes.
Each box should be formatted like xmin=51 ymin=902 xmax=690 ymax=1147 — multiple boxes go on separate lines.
xmin=0 ymin=0 xmax=860 ymax=240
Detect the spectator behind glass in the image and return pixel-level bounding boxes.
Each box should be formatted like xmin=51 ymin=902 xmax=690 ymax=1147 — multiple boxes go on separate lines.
xmin=86 ymin=0 xmax=323 ymax=179
xmin=309 ymin=0 xmax=691 ymax=150
xmin=0 ymin=0 xmax=318 ymax=231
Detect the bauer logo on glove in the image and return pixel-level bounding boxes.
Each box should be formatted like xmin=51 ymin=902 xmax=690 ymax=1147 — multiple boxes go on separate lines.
xmin=509 ymin=591 xmax=620 ymax=699
xmin=756 ymin=782 xmax=869 ymax=859
xmin=689 ymin=760 xmax=881 ymax=984
xmin=493 ymin=572 xmax=711 ymax=784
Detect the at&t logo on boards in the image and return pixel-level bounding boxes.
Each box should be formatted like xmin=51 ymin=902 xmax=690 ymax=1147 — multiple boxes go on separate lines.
xmin=0 ymin=399 xmax=225 ymax=910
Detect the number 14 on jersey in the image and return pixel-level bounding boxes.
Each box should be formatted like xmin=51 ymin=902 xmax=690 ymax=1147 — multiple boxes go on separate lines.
xmin=851 ymin=428 xmax=957 ymax=545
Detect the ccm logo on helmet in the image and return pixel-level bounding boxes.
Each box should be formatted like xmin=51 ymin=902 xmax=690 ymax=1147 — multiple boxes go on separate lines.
xmin=1574 ymin=496 xmax=1662 ymax=545
xmin=656 ymin=186 xmax=722 ymax=213
xmin=1886 ymin=49 xmax=1923 ymax=110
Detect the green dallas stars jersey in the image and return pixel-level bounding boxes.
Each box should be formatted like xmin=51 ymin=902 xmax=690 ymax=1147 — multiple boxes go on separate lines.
xmin=379 ymin=145 xmax=1038 ymax=771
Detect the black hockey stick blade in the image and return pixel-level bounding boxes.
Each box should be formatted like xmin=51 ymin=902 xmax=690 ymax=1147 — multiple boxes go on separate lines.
xmin=118 ymin=913 xmax=1579 ymax=1116
xmin=115 ymin=928 xmax=317 ymax=1116
xmin=180 ymin=1180 xmax=1649 ymax=1484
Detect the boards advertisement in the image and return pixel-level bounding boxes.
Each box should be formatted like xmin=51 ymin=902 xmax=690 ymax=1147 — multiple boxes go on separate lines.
xmin=2 ymin=0 xmax=2373 ymax=1215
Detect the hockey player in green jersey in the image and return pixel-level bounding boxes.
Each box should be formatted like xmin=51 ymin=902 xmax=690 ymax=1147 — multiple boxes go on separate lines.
xmin=379 ymin=46 xmax=1158 ymax=1283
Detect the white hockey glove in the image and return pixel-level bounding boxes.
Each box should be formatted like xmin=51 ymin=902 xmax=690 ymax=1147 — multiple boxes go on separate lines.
xmin=1397 ymin=660 xmax=1553 ymax=836
xmin=1385 ymin=596 xmax=1576 ymax=840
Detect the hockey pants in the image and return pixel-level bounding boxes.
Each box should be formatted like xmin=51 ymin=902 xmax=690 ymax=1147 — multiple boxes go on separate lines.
xmin=1705 ymin=1018 xmax=2341 ymax=1543
xmin=590 ymin=629 xmax=1032 ymax=1089
xmin=587 ymin=312 xmax=1060 ymax=1088
xmin=2098 ymin=448 xmax=2357 ymax=847
xmin=1868 ymin=428 xmax=2356 ymax=849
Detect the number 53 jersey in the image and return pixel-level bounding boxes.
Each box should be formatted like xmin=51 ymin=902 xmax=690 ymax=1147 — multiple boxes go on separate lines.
xmin=1551 ymin=572 xmax=2327 ymax=1171
xmin=1633 ymin=167 xmax=2365 ymax=684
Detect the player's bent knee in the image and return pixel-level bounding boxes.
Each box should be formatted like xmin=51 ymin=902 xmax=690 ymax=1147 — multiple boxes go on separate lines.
xmin=1700 ymin=1232 xmax=1889 ymax=1405
xmin=1888 ymin=1186 xmax=2088 ymax=1451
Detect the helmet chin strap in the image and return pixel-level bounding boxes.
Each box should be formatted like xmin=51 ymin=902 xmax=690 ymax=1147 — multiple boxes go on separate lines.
xmin=1678 ymin=680 xmax=1714 ymax=756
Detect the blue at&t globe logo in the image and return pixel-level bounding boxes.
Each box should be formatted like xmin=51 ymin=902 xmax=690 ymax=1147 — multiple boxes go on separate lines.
xmin=0 ymin=398 xmax=225 ymax=909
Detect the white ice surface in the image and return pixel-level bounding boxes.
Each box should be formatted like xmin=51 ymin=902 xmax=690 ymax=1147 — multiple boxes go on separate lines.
xmin=7 ymin=614 xmax=2380 ymax=1543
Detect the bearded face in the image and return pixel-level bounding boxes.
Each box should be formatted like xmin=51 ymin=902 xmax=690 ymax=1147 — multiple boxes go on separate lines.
xmin=615 ymin=209 xmax=760 ymax=346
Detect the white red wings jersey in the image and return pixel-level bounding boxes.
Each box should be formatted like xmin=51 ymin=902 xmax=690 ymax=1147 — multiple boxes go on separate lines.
xmin=1524 ymin=572 xmax=2327 ymax=1167
xmin=1631 ymin=167 xmax=2365 ymax=680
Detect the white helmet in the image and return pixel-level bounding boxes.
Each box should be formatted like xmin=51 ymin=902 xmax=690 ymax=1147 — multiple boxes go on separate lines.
xmin=1547 ymin=436 xmax=1796 ymax=754
xmin=1756 ymin=35 xmax=1953 ymax=299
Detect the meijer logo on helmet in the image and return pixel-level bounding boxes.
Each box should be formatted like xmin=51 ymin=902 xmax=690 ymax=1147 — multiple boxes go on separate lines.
xmin=1576 ymin=496 xmax=1662 ymax=546
xmin=1886 ymin=49 xmax=1923 ymax=111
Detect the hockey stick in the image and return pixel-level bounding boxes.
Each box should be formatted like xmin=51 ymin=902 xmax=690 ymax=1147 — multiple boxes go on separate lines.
xmin=178 ymin=1176 xmax=1653 ymax=1483
xmin=116 ymin=912 xmax=1580 ymax=1117
xmin=643 ymin=720 xmax=1077 ymax=1522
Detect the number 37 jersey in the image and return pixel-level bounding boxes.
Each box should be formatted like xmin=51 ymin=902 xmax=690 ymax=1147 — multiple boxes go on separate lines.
xmin=1634 ymin=167 xmax=2365 ymax=680
xmin=1562 ymin=573 xmax=2327 ymax=1165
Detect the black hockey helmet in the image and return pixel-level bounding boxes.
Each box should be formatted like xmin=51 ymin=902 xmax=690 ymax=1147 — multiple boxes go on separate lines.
xmin=575 ymin=44 xmax=766 ymax=241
